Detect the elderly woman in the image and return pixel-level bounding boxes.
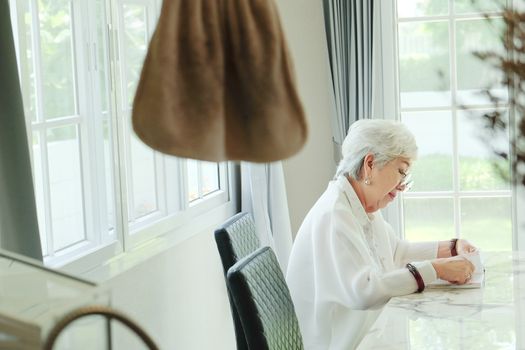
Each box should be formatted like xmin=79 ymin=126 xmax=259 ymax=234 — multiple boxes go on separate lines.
xmin=286 ymin=119 xmax=476 ymax=350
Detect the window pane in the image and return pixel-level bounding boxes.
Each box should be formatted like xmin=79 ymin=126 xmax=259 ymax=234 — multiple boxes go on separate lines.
xmin=123 ymin=4 xmax=148 ymax=107
xmin=402 ymin=111 xmax=453 ymax=191
xmin=397 ymin=0 xmax=448 ymax=18
xmin=32 ymin=133 xmax=47 ymax=256
xmin=398 ymin=21 xmax=451 ymax=108
xmin=456 ymin=18 xmax=507 ymax=105
xmin=454 ymin=0 xmax=506 ymax=14
xmin=39 ymin=0 xmax=76 ymax=119
xmin=47 ymin=125 xmax=85 ymax=250
xmin=202 ymin=162 xmax=219 ymax=196
xmin=404 ymin=198 xmax=454 ymax=241
xmin=130 ymin=133 xmax=157 ymax=219
xmin=187 ymin=160 xmax=199 ymax=202
xmin=457 ymin=110 xmax=510 ymax=191
xmin=461 ymin=197 xmax=512 ymax=251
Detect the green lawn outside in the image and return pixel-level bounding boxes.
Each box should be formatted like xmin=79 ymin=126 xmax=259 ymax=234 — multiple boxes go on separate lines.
xmin=409 ymin=154 xmax=509 ymax=192
xmin=405 ymin=218 xmax=512 ymax=251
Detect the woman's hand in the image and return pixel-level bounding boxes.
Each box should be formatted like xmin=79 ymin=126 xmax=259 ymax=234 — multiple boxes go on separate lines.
xmin=431 ymin=256 xmax=475 ymax=285
xmin=456 ymin=239 xmax=477 ymax=255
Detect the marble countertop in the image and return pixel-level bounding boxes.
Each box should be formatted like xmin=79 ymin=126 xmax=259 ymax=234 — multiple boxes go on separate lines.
xmin=358 ymin=251 xmax=525 ymax=349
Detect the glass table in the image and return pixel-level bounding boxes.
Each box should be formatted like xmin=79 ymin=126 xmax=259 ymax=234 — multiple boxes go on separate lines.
xmin=0 ymin=249 xmax=109 ymax=349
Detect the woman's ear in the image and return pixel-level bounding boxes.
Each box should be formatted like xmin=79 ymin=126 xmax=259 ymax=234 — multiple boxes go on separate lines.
xmin=363 ymin=153 xmax=375 ymax=170
xmin=361 ymin=153 xmax=375 ymax=179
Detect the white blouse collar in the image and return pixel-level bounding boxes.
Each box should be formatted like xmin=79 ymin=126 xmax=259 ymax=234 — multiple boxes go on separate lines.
xmin=336 ymin=176 xmax=375 ymax=226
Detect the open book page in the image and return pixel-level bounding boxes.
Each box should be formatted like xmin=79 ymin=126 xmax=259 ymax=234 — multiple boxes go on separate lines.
xmin=427 ymin=251 xmax=485 ymax=289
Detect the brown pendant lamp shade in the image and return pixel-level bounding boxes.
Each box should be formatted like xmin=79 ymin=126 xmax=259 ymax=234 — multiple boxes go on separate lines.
xmin=132 ymin=0 xmax=307 ymax=162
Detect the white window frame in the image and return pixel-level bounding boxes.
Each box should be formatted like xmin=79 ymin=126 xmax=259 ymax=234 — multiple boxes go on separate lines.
xmin=9 ymin=0 xmax=238 ymax=272
xmin=9 ymin=0 xmax=117 ymax=262
xmin=377 ymin=0 xmax=522 ymax=248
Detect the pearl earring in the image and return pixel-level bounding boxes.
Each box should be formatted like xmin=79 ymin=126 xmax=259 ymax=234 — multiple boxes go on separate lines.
xmin=364 ymin=178 xmax=370 ymax=185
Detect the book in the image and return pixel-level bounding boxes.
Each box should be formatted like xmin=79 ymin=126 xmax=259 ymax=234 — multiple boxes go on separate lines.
xmin=427 ymin=251 xmax=485 ymax=289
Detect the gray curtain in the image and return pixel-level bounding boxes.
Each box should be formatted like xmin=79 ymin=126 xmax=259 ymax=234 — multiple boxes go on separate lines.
xmin=323 ymin=0 xmax=374 ymax=163
xmin=0 ymin=1 xmax=43 ymax=261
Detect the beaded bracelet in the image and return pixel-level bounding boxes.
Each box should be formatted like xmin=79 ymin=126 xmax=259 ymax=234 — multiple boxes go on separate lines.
xmin=406 ymin=263 xmax=425 ymax=293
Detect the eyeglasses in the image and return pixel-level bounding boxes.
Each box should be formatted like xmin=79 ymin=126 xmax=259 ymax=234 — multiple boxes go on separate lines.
xmin=397 ymin=172 xmax=413 ymax=192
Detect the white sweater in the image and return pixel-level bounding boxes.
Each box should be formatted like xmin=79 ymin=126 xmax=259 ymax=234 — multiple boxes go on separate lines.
xmin=286 ymin=176 xmax=438 ymax=349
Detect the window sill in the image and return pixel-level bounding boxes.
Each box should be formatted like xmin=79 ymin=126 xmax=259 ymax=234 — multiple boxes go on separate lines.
xmin=58 ymin=201 xmax=237 ymax=283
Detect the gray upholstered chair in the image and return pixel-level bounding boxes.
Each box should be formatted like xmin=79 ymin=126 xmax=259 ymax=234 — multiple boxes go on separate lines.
xmin=227 ymin=246 xmax=304 ymax=350
xmin=215 ymin=212 xmax=260 ymax=350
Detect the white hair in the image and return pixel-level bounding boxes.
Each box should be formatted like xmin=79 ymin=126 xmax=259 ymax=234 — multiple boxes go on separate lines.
xmin=335 ymin=119 xmax=418 ymax=179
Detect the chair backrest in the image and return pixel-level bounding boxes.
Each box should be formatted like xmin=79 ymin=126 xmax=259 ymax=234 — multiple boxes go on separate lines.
xmin=227 ymin=246 xmax=304 ymax=350
xmin=215 ymin=212 xmax=260 ymax=350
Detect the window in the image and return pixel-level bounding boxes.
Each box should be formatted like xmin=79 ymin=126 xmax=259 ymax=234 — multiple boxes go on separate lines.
xmin=392 ymin=0 xmax=514 ymax=250
xmin=9 ymin=0 xmax=235 ymax=266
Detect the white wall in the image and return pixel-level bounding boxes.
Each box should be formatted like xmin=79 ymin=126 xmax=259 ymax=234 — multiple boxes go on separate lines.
xmin=277 ymin=0 xmax=335 ymax=235
xmin=91 ymin=226 xmax=236 ymax=350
